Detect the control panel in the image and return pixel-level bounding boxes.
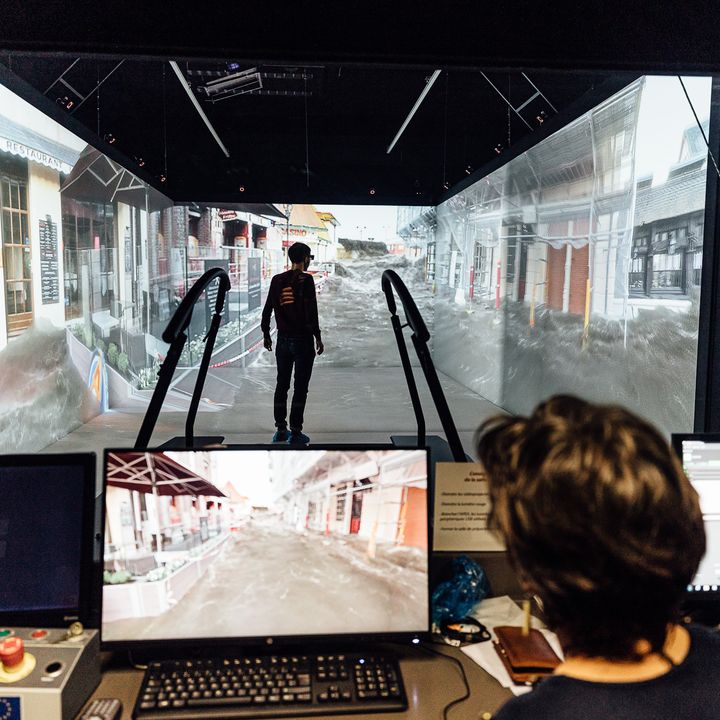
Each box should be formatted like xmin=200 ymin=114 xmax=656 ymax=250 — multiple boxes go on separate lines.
xmin=0 ymin=626 xmax=100 ymax=720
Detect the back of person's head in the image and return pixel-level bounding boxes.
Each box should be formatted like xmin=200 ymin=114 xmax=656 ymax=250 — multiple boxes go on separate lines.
xmin=288 ymin=242 xmax=311 ymax=264
xmin=475 ymin=395 xmax=705 ymax=661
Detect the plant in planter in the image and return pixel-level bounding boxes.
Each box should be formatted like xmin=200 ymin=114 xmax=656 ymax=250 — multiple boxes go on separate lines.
xmin=103 ymin=569 xmax=133 ymax=585
xmin=95 ymin=338 xmax=106 ymax=355
xmin=137 ymin=359 xmax=160 ymax=390
xmin=117 ymin=352 xmax=130 ymax=376
xmin=107 ymin=342 xmax=119 ymax=367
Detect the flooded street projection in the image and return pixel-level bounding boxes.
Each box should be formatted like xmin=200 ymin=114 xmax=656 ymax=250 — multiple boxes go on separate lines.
xmin=104 ymin=521 xmax=427 ymax=641
xmin=102 ymin=448 xmax=429 ymax=644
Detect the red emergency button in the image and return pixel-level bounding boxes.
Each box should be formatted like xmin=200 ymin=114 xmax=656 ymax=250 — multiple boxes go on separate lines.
xmin=30 ymin=630 xmax=48 ymax=639
xmin=0 ymin=636 xmax=24 ymax=670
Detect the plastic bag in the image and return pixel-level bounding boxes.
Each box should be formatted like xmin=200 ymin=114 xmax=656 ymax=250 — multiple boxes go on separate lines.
xmin=431 ymin=555 xmax=491 ymax=625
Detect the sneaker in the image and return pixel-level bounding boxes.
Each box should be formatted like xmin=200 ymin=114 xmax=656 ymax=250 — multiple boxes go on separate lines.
xmin=287 ymin=431 xmax=310 ymax=445
xmin=272 ymin=429 xmax=289 ymax=443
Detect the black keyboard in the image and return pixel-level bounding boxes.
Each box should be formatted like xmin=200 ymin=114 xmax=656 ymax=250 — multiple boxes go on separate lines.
xmin=133 ymin=653 xmax=408 ymax=719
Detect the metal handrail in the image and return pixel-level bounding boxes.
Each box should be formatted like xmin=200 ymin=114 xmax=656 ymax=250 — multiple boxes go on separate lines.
xmin=381 ymin=269 xmax=466 ymax=462
xmin=135 ymin=268 xmax=231 ymax=449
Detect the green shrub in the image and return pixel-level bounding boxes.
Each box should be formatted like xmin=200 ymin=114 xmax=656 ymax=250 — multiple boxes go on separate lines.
xmin=95 ymin=338 xmax=106 ymax=355
xmin=82 ymin=325 xmax=93 ymax=348
xmin=103 ymin=569 xmax=133 ymax=585
xmin=117 ymin=352 xmax=130 ymax=375
xmin=107 ymin=342 xmax=119 ymax=366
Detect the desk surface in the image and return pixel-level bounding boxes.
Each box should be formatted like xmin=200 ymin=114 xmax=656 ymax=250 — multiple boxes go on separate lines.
xmin=86 ymin=645 xmax=512 ymax=720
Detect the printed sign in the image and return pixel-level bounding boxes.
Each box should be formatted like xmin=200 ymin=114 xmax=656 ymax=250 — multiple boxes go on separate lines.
xmin=39 ymin=215 xmax=59 ymax=304
xmin=204 ymin=259 xmax=229 ymax=329
xmin=432 ymin=462 xmax=505 ymax=552
xmin=247 ymin=257 xmax=262 ymax=311
xmin=124 ymin=227 xmax=133 ymax=272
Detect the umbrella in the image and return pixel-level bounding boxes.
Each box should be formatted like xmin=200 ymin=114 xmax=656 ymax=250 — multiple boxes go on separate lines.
xmin=106 ymin=450 xmax=227 ymax=553
xmin=61 ymin=145 xmax=173 ymax=213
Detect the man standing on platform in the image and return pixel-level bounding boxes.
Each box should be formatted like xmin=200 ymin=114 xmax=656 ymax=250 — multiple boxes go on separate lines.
xmin=261 ymin=242 xmax=324 ymax=445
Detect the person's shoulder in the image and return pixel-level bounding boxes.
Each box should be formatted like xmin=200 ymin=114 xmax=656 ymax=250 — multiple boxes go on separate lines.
xmin=494 ymin=678 xmax=570 ymax=720
xmin=688 ymin=623 xmax=720 ymax=652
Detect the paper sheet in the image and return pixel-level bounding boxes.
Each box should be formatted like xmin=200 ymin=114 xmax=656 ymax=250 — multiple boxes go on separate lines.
xmin=432 ymin=462 xmax=505 ymax=551
xmin=461 ymin=596 xmax=564 ymax=696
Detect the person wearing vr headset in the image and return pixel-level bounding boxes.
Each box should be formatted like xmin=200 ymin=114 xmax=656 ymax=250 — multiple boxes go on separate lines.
xmin=475 ymin=395 xmax=719 ymax=720
xmin=261 ymin=242 xmax=324 ymax=445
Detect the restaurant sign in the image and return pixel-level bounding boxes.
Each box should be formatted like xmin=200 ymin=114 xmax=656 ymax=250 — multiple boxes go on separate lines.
xmin=1 ymin=137 xmax=74 ymax=174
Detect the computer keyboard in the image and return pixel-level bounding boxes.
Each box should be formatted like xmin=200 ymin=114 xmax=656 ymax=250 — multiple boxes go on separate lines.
xmin=133 ymin=652 xmax=408 ymax=719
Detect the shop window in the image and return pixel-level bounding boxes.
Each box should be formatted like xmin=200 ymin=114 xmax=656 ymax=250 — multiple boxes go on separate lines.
xmin=1 ymin=176 xmax=32 ymax=334
xmin=426 ymin=242 xmax=436 ymax=281
xmin=650 ymin=251 xmax=685 ymax=294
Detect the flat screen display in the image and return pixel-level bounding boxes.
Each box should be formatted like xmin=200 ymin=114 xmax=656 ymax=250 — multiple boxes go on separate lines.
xmin=0 ymin=454 xmax=96 ymax=625
xmin=673 ymin=435 xmax=720 ymax=593
xmin=101 ymin=447 xmax=429 ymax=647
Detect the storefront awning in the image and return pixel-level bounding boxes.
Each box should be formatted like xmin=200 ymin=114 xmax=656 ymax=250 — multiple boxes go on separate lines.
xmin=0 ymin=113 xmax=81 ymax=174
xmin=106 ymin=451 xmax=227 ymax=498
xmin=61 ymin=145 xmax=173 ymax=213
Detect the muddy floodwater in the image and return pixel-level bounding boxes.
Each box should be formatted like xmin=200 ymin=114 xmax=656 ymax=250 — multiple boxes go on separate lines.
xmin=103 ymin=521 xmax=428 ymax=642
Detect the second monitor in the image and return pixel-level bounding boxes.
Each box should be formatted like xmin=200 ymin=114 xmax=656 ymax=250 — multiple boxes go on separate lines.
xmin=101 ymin=446 xmax=430 ymax=649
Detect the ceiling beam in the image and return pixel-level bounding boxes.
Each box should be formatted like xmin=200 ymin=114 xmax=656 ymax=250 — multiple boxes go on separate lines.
xmin=169 ymin=60 xmax=230 ymax=158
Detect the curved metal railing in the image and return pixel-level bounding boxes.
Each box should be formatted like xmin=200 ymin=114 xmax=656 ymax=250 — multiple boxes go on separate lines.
xmin=381 ymin=269 xmax=466 ymax=462
xmin=135 ymin=267 xmax=231 ymax=449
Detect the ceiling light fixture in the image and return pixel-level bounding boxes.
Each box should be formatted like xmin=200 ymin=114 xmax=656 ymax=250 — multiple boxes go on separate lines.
xmin=103 ymin=133 xmax=116 ymax=145
xmin=386 ymin=69 xmax=442 ymax=154
xmin=169 ymin=61 xmax=230 ymax=158
xmin=201 ymin=67 xmax=262 ymax=101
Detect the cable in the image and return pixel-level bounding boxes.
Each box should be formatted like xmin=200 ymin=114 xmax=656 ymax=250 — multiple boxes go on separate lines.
xmin=677 ymin=75 xmax=720 ymax=181
xmin=418 ymin=642 xmax=473 ymax=720
xmin=304 ymin=73 xmax=310 ymax=188
xmin=127 ymin=650 xmax=148 ymax=671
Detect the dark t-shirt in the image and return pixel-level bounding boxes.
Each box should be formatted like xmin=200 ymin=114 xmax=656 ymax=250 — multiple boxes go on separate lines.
xmin=494 ymin=625 xmax=720 ymax=720
xmin=261 ymin=269 xmax=321 ymax=340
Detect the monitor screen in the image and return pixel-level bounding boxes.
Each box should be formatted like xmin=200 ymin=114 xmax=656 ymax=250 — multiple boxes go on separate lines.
xmin=672 ymin=434 xmax=720 ymax=594
xmin=101 ymin=447 xmax=430 ymax=648
xmin=0 ymin=453 xmax=96 ymax=626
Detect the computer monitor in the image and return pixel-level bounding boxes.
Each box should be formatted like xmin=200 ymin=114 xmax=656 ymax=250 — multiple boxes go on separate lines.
xmin=101 ymin=446 xmax=430 ymax=651
xmin=0 ymin=453 xmax=96 ymax=628
xmin=671 ymin=434 xmax=720 ymax=599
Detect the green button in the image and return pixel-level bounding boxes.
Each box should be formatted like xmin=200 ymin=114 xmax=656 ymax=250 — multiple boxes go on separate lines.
xmin=0 ymin=629 xmax=11 ymax=638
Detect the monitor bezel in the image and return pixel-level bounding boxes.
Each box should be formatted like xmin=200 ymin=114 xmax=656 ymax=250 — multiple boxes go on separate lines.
xmin=100 ymin=444 xmax=432 ymax=652
xmin=0 ymin=452 xmax=97 ymax=629
xmin=671 ymin=433 xmax=720 ymax=600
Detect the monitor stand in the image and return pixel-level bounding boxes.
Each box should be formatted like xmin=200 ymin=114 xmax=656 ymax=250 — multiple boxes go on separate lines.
xmin=158 ymin=436 xmax=225 ymax=449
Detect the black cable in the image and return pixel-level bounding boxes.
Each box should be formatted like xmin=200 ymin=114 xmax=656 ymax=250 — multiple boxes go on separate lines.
xmin=418 ymin=642 xmax=473 ymax=720
xmin=127 ymin=650 xmax=148 ymax=671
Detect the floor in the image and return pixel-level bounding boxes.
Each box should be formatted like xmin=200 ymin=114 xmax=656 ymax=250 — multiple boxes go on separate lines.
xmin=46 ymin=366 xmax=504 ymax=468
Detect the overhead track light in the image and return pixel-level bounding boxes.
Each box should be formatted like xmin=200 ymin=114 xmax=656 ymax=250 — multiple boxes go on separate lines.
xmin=201 ymin=67 xmax=262 ymax=101
xmin=386 ymin=69 xmax=442 ymax=154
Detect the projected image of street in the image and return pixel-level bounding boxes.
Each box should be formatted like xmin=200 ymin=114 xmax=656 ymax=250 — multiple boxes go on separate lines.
xmin=102 ymin=449 xmax=428 ymax=642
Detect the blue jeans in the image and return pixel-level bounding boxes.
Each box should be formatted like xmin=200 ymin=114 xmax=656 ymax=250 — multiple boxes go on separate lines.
xmin=274 ymin=335 xmax=316 ymax=432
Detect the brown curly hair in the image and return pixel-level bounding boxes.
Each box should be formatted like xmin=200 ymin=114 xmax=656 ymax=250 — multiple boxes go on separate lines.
xmin=475 ymin=395 xmax=705 ymax=661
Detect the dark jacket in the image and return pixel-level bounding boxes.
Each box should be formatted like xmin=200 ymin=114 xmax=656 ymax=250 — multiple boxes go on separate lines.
xmin=494 ymin=624 xmax=720 ymax=720
xmin=261 ymin=269 xmax=321 ymax=340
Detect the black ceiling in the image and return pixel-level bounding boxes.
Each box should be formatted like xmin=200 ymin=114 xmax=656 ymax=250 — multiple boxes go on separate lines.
xmin=0 ymin=1 xmax=716 ymax=206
